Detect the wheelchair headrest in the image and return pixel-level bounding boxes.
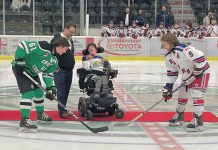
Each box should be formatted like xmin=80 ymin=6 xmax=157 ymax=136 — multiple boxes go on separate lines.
xmin=82 ymin=47 xmax=104 ymax=56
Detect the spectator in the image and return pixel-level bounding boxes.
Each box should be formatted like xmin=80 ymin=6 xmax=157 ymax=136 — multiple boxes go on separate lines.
xmin=101 ymin=21 xmax=116 ymax=37
xmin=156 ymin=5 xmax=170 ymax=28
xmin=207 ymin=17 xmax=218 ymax=37
xmin=155 ymin=22 xmax=167 ymax=37
xmin=203 ymin=10 xmax=215 ymax=26
xmin=116 ymin=21 xmax=128 ymax=38
xmin=120 ymin=7 xmax=134 ymax=27
xmin=170 ymin=22 xmax=185 ymax=37
xmin=141 ymin=22 xmax=153 ymax=38
xmin=195 ymin=22 xmax=209 ymax=39
xmin=128 ymin=20 xmax=142 ymax=39
xmin=135 ymin=8 xmax=145 ymax=27
xmin=50 ymin=24 xmax=76 ymax=118
xmin=184 ymin=21 xmax=196 ymax=38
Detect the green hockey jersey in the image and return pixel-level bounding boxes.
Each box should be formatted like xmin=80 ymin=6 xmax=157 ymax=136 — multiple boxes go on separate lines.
xmin=12 ymin=41 xmax=58 ymax=87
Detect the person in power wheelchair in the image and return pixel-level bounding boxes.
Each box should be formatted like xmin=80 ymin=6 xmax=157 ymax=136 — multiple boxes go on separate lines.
xmin=77 ymin=43 xmax=124 ymax=120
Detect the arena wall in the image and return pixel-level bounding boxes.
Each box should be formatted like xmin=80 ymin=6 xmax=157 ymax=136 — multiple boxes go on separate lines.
xmin=0 ymin=36 xmax=218 ymax=61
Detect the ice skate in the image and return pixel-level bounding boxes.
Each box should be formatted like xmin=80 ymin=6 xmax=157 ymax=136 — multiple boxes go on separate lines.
xmin=37 ymin=112 xmax=53 ymax=124
xmin=186 ymin=113 xmax=204 ymax=132
xmin=19 ymin=118 xmax=37 ymax=133
xmin=169 ymin=110 xmax=184 ymax=126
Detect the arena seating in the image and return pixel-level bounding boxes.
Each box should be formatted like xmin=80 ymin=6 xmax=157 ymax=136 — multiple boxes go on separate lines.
xmin=0 ymin=0 xmax=175 ymax=35
xmin=190 ymin=0 xmax=218 ymax=24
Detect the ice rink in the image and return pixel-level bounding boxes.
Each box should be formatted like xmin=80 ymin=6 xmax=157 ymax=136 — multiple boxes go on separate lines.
xmin=0 ymin=60 xmax=218 ymax=150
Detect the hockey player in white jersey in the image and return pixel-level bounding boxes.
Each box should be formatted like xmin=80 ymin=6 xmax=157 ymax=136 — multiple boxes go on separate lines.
xmin=170 ymin=22 xmax=185 ymax=37
xmin=207 ymin=17 xmax=218 ymax=37
xmin=128 ymin=20 xmax=142 ymax=39
xmin=101 ymin=21 xmax=116 ymax=37
xmin=184 ymin=21 xmax=196 ymax=38
xmin=141 ymin=22 xmax=153 ymax=38
xmin=154 ymin=22 xmax=167 ymax=37
xmin=161 ymin=32 xmax=210 ymax=132
xmin=195 ymin=22 xmax=210 ymax=39
xmin=116 ymin=21 xmax=128 ymax=38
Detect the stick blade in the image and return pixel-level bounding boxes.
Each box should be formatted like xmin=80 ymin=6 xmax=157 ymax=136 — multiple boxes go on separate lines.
xmin=112 ymin=122 xmax=133 ymax=126
xmin=90 ymin=126 xmax=109 ymax=133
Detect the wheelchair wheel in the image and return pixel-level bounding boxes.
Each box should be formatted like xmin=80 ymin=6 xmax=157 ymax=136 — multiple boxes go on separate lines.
xmin=84 ymin=110 xmax=93 ymax=120
xmin=115 ymin=109 xmax=124 ymax=119
xmin=78 ymin=97 xmax=86 ymax=117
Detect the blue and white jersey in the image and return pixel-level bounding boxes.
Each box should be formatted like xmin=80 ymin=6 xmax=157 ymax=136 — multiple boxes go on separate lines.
xmin=165 ymin=43 xmax=210 ymax=84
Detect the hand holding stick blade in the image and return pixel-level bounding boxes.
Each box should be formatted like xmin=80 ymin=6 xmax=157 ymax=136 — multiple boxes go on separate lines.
xmin=23 ymin=71 xmax=108 ymax=133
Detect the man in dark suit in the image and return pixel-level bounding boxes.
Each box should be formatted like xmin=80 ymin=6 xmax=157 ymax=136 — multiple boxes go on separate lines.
xmin=50 ymin=24 xmax=76 ymax=118
xmin=120 ymin=7 xmax=134 ymax=27
xmin=156 ymin=5 xmax=170 ymax=28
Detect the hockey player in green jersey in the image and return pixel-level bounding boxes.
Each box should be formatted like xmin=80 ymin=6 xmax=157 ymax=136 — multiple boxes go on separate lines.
xmin=12 ymin=37 xmax=70 ymax=132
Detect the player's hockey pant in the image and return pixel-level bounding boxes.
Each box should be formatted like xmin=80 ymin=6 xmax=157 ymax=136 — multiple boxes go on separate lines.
xmin=176 ymin=73 xmax=210 ymax=116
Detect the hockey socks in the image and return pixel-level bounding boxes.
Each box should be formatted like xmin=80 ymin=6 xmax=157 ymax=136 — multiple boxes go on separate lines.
xmin=33 ymin=88 xmax=44 ymax=113
xmin=20 ymin=91 xmax=34 ymax=118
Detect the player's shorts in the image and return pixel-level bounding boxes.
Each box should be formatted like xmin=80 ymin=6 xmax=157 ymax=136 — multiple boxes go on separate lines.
xmin=188 ymin=73 xmax=210 ymax=92
xmin=12 ymin=67 xmax=41 ymax=93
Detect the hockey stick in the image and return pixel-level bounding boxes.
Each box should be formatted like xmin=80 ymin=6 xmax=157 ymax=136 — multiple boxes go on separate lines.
xmin=23 ymin=71 xmax=108 ymax=133
xmin=113 ymin=82 xmax=186 ymax=126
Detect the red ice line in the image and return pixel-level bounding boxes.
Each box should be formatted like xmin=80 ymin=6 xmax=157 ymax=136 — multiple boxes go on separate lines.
xmin=112 ymin=80 xmax=185 ymax=150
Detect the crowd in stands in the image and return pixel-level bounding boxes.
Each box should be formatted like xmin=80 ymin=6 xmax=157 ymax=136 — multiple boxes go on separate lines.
xmin=101 ymin=7 xmax=218 ymax=39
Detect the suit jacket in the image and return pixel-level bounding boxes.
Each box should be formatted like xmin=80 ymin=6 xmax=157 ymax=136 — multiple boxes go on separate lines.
xmin=120 ymin=13 xmax=134 ymax=27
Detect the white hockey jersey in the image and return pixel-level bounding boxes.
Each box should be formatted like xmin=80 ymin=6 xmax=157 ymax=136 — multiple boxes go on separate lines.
xmin=154 ymin=27 xmax=167 ymax=37
xmin=116 ymin=27 xmax=128 ymax=37
xmin=170 ymin=27 xmax=185 ymax=37
xmin=195 ymin=26 xmax=209 ymax=38
xmin=165 ymin=43 xmax=210 ymax=84
xmin=141 ymin=26 xmax=153 ymax=38
xmin=101 ymin=25 xmax=116 ymax=37
xmin=207 ymin=24 xmax=218 ymax=37
xmin=183 ymin=27 xmax=196 ymax=37
xmin=128 ymin=26 xmax=142 ymax=37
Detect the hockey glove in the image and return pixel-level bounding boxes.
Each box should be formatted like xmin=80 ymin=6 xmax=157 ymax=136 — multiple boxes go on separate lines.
xmin=193 ymin=65 xmax=203 ymax=78
xmin=14 ymin=60 xmax=25 ymax=73
xmin=184 ymin=75 xmax=196 ymax=85
xmin=184 ymin=66 xmax=203 ymax=85
xmin=45 ymin=86 xmax=57 ymax=101
xmin=162 ymin=83 xmax=173 ymax=102
xmin=162 ymin=87 xmax=172 ymax=102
